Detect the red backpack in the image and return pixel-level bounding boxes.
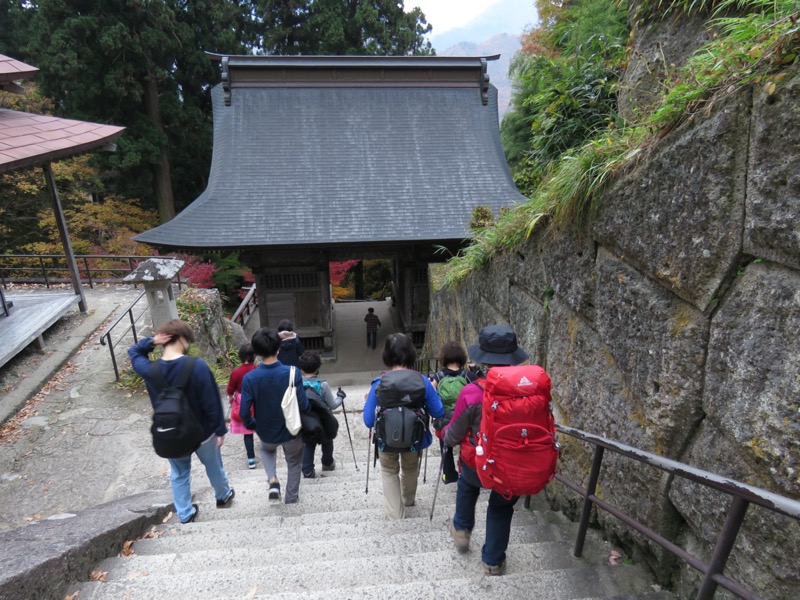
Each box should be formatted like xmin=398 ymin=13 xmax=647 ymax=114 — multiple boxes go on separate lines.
xmin=474 ymin=364 xmax=559 ymax=498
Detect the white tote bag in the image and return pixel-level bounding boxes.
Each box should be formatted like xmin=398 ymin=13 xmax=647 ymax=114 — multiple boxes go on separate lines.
xmin=281 ymin=365 xmax=302 ymax=436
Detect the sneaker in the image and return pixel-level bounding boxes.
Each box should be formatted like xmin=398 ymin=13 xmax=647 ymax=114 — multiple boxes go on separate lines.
xmin=247 ymin=459 xmax=256 ymax=469
xmin=181 ymin=504 xmax=199 ymax=524
xmin=481 ymin=560 xmax=507 ymax=576
xmin=268 ymin=481 xmax=281 ymax=500
xmin=321 ymin=460 xmax=336 ymax=472
xmin=303 ymin=468 xmax=316 ymax=479
xmin=449 ymin=521 xmax=470 ymax=553
xmin=216 ymin=488 xmax=235 ymax=508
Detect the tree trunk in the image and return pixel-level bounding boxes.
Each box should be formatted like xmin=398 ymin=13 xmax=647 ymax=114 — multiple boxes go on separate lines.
xmin=144 ymin=74 xmax=176 ymax=223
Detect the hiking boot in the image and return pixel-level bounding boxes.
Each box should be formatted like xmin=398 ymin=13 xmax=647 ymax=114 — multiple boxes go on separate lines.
xmin=303 ymin=468 xmax=316 ymax=479
xmin=321 ymin=460 xmax=336 ymax=472
xmin=481 ymin=560 xmax=507 ymax=576
xmin=268 ymin=481 xmax=281 ymax=500
xmin=216 ymin=488 xmax=235 ymax=508
xmin=247 ymin=459 xmax=256 ymax=469
xmin=449 ymin=521 xmax=470 ymax=553
xmin=181 ymin=504 xmax=199 ymax=524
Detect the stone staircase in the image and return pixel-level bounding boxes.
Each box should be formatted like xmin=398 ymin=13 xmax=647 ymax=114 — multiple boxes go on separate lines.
xmin=67 ymin=410 xmax=673 ymax=599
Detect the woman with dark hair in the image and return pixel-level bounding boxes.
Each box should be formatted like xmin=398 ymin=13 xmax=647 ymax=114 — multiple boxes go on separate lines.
xmin=363 ymin=333 xmax=444 ymax=520
xmin=276 ymin=319 xmax=304 ymax=368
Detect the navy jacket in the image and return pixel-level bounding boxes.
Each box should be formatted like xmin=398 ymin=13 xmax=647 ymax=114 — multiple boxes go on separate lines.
xmin=240 ymin=361 xmax=311 ymax=444
xmin=128 ymin=337 xmax=227 ymax=440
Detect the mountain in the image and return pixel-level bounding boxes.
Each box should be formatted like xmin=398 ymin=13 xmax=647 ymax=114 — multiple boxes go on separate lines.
xmin=436 ymin=33 xmax=521 ymax=118
xmin=428 ymin=0 xmax=536 ymax=50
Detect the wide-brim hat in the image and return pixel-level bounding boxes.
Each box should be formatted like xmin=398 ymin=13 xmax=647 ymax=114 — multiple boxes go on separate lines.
xmin=468 ymin=324 xmax=528 ymax=366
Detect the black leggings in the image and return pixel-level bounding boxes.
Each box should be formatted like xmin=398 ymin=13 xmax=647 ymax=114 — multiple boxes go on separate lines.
xmin=243 ymin=433 xmax=255 ymax=459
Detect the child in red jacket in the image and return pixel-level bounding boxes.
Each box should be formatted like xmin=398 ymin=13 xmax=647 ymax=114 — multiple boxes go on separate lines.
xmin=226 ymin=343 xmax=257 ymax=468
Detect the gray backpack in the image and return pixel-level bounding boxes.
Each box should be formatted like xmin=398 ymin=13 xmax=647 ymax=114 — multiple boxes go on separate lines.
xmin=374 ymin=370 xmax=428 ymax=453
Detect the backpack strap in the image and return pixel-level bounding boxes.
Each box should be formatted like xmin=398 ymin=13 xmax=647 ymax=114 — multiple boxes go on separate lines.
xmin=149 ymin=356 xmax=197 ymax=392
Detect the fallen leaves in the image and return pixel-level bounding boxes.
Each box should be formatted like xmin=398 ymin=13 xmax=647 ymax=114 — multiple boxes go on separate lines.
xmin=121 ymin=540 xmax=135 ymax=557
xmin=245 ymin=586 xmax=258 ymax=598
xmin=64 ymin=592 xmax=79 ymax=600
xmin=609 ymin=550 xmax=622 ymax=566
xmin=88 ymin=570 xmax=107 ymax=582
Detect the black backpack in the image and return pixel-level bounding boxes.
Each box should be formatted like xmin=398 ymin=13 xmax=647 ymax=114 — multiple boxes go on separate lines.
xmin=374 ymin=370 xmax=428 ymax=453
xmin=149 ymin=357 xmax=206 ymax=459
xmin=302 ymin=380 xmax=339 ymax=444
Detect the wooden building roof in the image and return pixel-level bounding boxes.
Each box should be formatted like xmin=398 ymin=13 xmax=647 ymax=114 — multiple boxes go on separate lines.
xmin=0 ymin=54 xmax=124 ymax=173
xmin=135 ymin=54 xmax=527 ymax=258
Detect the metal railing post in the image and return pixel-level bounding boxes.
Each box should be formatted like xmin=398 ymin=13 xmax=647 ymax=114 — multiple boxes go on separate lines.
xmin=574 ymin=445 xmax=604 ymax=558
xmin=129 ymin=307 xmax=138 ymax=344
xmin=40 ymin=256 xmax=49 ymax=288
xmin=107 ymin=336 xmax=120 ymax=380
xmin=696 ymin=496 xmax=750 ymax=600
xmin=83 ymin=256 xmax=93 ymax=288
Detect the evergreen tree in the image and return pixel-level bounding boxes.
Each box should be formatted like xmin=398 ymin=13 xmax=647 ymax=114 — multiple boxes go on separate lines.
xmin=27 ymin=0 xmax=257 ymax=222
xmin=255 ymin=0 xmax=433 ymax=55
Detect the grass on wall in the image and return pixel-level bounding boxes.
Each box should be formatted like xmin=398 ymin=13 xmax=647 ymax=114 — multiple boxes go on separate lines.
xmin=442 ymin=0 xmax=800 ymax=288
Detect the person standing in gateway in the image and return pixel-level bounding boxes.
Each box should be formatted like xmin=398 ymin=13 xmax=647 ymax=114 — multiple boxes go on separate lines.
xmin=364 ymin=307 xmax=382 ymax=350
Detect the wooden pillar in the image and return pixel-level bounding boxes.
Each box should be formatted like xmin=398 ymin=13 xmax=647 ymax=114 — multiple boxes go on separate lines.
xmin=43 ymin=162 xmax=87 ymax=312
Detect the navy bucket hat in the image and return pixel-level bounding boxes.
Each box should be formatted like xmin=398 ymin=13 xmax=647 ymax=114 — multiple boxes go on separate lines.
xmin=468 ymin=325 xmax=529 ymax=366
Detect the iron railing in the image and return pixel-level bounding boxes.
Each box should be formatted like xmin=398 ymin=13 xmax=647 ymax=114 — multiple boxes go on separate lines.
xmin=0 ymin=254 xmax=183 ymax=290
xmin=98 ymin=290 xmax=148 ymax=380
xmin=554 ymin=424 xmax=800 ymax=600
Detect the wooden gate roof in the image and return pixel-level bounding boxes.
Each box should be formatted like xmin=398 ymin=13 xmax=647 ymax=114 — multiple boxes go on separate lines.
xmin=135 ymin=54 xmax=527 ymax=255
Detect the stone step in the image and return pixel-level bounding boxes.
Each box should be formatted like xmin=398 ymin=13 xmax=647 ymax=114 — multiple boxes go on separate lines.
xmin=131 ymin=520 xmax=571 ymax=556
xmin=98 ymin=538 xmax=607 ymax=582
xmin=69 ymin=546 xmax=657 ymax=600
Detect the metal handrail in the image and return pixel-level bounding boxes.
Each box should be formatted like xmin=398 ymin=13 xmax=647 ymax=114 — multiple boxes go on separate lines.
xmin=555 ymin=424 xmax=800 ymax=600
xmin=230 ymin=284 xmax=257 ymax=327
xmin=98 ymin=290 xmax=148 ymax=380
xmin=0 ymin=254 xmax=183 ymax=290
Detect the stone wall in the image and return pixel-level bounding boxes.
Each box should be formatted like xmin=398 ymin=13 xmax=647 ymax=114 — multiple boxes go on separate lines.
xmin=425 ymin=63 xmax=800 ymax=599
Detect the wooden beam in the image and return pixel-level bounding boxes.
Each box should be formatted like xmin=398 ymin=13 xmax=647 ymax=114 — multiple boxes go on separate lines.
xmin=43 ymin=162 xmax=87 ymax=312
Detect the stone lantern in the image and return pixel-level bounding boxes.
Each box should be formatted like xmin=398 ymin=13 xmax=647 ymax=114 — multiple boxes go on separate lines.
xmin=123 ymin=258 xmax=184 ymax=330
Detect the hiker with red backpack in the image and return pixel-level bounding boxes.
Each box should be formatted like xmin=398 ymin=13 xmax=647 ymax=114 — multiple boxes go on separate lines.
xmin=443 ymin=325 xmax=559 ymax=576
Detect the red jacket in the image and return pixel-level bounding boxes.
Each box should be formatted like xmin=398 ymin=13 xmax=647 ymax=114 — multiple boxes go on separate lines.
xmin=443 ymin=380 xmax=484 ymax=469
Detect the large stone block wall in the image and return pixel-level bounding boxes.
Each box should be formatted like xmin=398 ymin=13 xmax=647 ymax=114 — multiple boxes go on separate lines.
xmin=425 ymin=65 xmax=800 ymax=599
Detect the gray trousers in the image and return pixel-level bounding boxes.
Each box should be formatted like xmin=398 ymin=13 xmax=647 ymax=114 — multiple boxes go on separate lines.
xmin=259 ymin=435 xmax=304 ymax=503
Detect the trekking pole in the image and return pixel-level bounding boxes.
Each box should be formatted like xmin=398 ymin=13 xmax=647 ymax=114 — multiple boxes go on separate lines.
xmin=365 ymin=428 xmax=372 ymax=494
xmin=337 ymin=387 xmax=358 ymax=470
xmin=430 ymin=453 xmax=444 ymax=521
xmin=423 ymin=447 xmax=428 ymax=484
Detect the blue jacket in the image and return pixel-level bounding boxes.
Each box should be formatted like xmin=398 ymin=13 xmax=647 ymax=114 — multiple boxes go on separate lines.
xmin=363 ymin=370 xmax=444 ymax=449
xmin=128 ymin=337 xmax=227 ymax=440
xmin=240 ymin=361 xmax=311 ymax=444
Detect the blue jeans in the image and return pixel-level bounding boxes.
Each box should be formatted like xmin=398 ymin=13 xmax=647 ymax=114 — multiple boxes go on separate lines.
xmin=303 ymin=440 xmax=334 ymax=475
xmin=452 ymin=461 xmax=519 ymax=567
xmin=168 ymin=435 xmax=232 ymax=522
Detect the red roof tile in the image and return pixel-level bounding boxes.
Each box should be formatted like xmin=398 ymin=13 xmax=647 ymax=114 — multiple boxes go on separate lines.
xmin=0 ymin=107 xmax=124 ymax=172
xmin=0 ymin=54 xmax=38 ymax=85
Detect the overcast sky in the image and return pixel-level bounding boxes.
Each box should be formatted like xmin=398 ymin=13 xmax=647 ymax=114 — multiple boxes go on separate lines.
xmin=412 ymin=0 xmax=537 ymax=46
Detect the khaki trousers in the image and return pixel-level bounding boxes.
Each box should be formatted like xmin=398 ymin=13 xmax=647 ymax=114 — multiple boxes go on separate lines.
xmin=378 ymin=450 xmax=421 ymax=520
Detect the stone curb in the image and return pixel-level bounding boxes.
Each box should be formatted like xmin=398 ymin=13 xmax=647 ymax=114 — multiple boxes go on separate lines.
xmin=0 ymin=300 xmax=120 ymax=428
xmin=0 ymin=490 xmax=173 ymax=600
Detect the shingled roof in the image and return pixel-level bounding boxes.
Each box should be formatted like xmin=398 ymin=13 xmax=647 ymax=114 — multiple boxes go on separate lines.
xmin=135 ymin=55 xmax=527 ymax=254
xmin=0 ymin=53 xmax=124 ymax=173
